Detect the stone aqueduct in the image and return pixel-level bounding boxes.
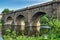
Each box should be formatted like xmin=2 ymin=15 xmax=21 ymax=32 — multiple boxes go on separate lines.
xmin=2 ymin=0 xmax=60 ymax=35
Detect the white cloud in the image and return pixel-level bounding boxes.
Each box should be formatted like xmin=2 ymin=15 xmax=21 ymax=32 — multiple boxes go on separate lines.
xmin=0 ymin=0 xmax=52 ymax=13
xmin=27 ymin=0 xmax=52 ymax=7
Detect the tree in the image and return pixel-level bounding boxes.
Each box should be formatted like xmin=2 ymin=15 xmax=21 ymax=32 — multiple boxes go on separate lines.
xmin=40 ymin=14 xmax=49 ymax=26
xmin=2 ymin=9 xmax=10 ymax=14
xmin=40 ymin=14 xmax=60 ymax=29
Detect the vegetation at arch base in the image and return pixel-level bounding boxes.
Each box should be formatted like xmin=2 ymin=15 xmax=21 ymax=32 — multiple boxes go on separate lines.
xmin=3 ymin=28 xmax=51 ymax=40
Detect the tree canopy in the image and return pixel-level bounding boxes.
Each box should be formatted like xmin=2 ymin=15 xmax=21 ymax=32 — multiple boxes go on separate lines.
xmin=2 ymin=8 xmax=14 ymax=14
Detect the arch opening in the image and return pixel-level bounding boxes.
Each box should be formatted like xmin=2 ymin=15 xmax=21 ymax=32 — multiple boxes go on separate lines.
xmin=30 ymin=12 xmax=46 ymax=35
xmin=15 ymin=15 xmax=26 ymax=33
xmin=5 ymin=16 xmax=13 ymax=25
xmin=31 ymin=12 xmax=46 ymax=22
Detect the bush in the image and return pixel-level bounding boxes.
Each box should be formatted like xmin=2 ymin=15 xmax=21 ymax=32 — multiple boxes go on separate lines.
xmin=3 ymin=29 xmax=51 ymax=40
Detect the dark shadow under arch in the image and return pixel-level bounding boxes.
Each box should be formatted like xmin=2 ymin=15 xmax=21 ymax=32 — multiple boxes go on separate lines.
xmin=31 ymin=12 xmax=46 ymax=22
xmin=7 ymin=16 xmax=13 ymax=22
xmin=16 ymin=15 xmax=26 ymax=25
xmin=5 ymin=16 xmax=13 ymax=25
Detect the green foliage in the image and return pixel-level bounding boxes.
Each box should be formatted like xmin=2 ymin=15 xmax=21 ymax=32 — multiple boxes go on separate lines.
xmin=40 ymin=14 xmax=60 ymax=28
xmin=40 ymin=14 xmax=49 ymax=26
xmin=40 ymin=14 xmax=60 ymax=40
xmin=0 ymin=20 xmax=2 ymax=26
xmin=3 ymin=33 xmax=50 ymax=40
xmin=2 ymin=9 xmax=14 ymax=14
xmin=2 ymin=9 xmax=10 ymax=14
xmin=3 ymin=28 xmax=60 ymax=40
xmin=2 ymin=29 xmax=51 ymax=40
xmin=48 ymin=19 xmax=60 ymax=28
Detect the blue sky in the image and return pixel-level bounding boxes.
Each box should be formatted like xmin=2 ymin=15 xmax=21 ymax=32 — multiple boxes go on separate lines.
xmin=0 ymin=0 xmax=52 ymax=13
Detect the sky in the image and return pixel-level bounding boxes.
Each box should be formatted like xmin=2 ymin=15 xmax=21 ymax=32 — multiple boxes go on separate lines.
xmin=0 ymin=0 xmax=52 ymax=13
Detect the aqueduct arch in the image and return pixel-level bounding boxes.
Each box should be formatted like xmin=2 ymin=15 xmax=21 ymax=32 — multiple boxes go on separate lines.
xmin=30 ymin=12 xmax=46 ymax=35
xmin=15 ymin=15 xmax=26 ymax=32
xmin=2 ymin=0 xmax=60 ymax=35
xmin=6 ymin=16 xmax=13 ymax=25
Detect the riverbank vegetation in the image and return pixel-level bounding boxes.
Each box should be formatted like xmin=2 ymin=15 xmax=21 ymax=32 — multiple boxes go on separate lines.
xmin=1 ymin=14 xmax=60 ymax=40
